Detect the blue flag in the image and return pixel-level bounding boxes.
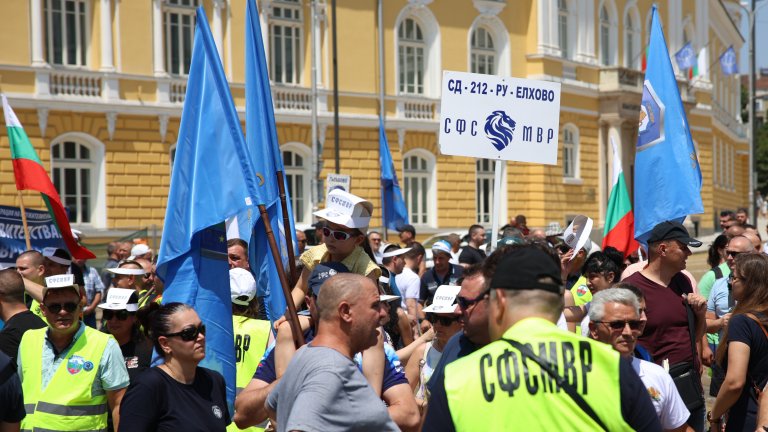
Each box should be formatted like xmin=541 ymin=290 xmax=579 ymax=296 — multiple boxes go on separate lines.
xmin=379 ymin=118 xmax=409 ymax=231
xmin=719 ymin=46 xmax=738 ymax=75
xmin=674 ymin=41 xmax=696 ymax=70
xmin=156 ymin=7 xmax=262 ymax=413
xmin=245 ymin=0 xmax=298 ymax=322
xmin=633 ymin=6 xmax=703 ymax=244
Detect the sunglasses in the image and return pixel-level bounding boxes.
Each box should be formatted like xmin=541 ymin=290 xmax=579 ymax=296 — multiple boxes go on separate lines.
xmin=103 ymin=310 xmax=132 ymax=321
xmin=323 ymin=227 xmax=355 ymax=241
xmin=457 ymin=290 xmax=490 ymax=311
xmin=427 ymin=314 xmax=460 ymax=326
xmin=164 ymin=324 xmax=206 ymax=341
xmin=44 ymin=302 xmax=78 ymax=314
xmin=726 ymin=250 xmax=744 ymax=258
xmin=595 ymin=320 xmax=643 ymax=331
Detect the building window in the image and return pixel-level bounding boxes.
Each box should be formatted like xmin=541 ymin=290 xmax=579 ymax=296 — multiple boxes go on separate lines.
xmin=403 ymin=153 xmax=431 ymax=225
xmin=599 ymin=5 xmax=617 ymax=66
xmin=470 ymin=26 xmax=495 ymax=75
xmin=44 ymin=0 xmax=88 ymax=66
xmin=562 ymin=125 xmax=579 ymax=179
xmin=51 ymin=141 xmax=94 ymax=224
xmin=398 ymin=18 xmax=425 ymax=95
xmin=476 ymin=159 xmax=494 ymax=224
xmin=269 ymin=0 xmax=302 ymax=84
xmin=163 ymin=0 xmax=197 ymax=76
xmin=283 ymin=146 xmax=311 ymax=224
xmin=558 ymin=0 xmax=570 ymax=59
xmin=625 ymin=10 xmax=641 ymax=69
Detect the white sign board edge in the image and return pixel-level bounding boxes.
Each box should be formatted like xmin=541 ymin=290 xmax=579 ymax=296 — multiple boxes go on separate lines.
xmin=326 ymin=173 xmax=351 ymax=198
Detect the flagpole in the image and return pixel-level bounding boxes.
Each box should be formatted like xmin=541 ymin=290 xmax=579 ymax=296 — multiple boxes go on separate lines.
xmin=377 ymin=0 xmax=387 ymax=242
xmin=16 ymin=191 xmax=32 ymax=250
xmin=258 ymin=204 xmax=304 ymax=349
xmin=276 ymin=171 xmax=298 ymax=284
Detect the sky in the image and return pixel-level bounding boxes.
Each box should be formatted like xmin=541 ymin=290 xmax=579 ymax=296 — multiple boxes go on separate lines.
xmin=738 ymin=1 xmax=768 ymax=74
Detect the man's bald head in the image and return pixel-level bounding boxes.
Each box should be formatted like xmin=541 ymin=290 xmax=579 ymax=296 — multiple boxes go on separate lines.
xmin=742 ymin=232 xmax=762 ymax=252
xmin=316 ymin=273 xmax=373 ymax=322
xmin=0 ymin=268 xmax=26 ymax=304
xmin=726 ymin=224 xmax=746 ymax=239
xmin=728 ymin=235 xmax=754 ymax=252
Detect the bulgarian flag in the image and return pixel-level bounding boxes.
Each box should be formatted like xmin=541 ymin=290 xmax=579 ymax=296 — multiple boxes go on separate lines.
xmin=2 ymin=96 xmax=95 ymax=259
xmin=602 ymin=137 xmax=640 ymax=258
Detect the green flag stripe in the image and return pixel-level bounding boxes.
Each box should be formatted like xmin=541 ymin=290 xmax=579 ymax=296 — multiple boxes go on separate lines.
xmin=7 ymin=126 xmax=42 ymax=164
xmin=603 ymin=173 xmax=632 ymax=233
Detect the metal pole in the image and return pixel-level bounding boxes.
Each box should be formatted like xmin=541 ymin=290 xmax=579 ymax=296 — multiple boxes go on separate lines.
xmin=310 ymin=0 xmax=320 ymax=210
xmin=749 ymin=0 xmax=757 ymax=222
xmin=378 ymin=0 xmax=387 ymax=241
xmin=489 ymin=160 xmax=504 ymax=254
xmin=331 ymin=0 xmax=340 ymax=174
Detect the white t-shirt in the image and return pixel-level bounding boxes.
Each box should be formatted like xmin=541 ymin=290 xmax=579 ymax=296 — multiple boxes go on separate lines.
xmin=396 ymin=267 xmax=421 ymax=310
xmin=631 ymin=357 xmax=690 ymax=430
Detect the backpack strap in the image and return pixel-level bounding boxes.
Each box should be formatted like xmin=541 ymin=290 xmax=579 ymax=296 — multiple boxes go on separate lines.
xmin=712 ymin=266 xmax=723 ymax=280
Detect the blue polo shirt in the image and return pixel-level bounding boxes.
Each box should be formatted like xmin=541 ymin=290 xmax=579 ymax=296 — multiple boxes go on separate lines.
xmin=420 ymin=264 xmax=463 ymax=304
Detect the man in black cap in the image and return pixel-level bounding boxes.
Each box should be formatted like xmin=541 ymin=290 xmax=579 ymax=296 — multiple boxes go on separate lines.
xmin=622 ymin=220 xmax=708 ymax=431
xmin=397 ymin=224 xmax=416 ymax=248
xmin=424 ymin=244 xmax=660 ymax=431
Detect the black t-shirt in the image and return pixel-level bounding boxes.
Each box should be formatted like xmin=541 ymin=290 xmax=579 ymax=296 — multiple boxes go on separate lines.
xmin=458 ymin=246 xmax=486 ymax=266
xmin=721 ymin=314 xmax=768 ymax=431
xmin=119 ymin=367 xmax=231 ymax=431
xmin=0 ymin=351 xmax=25 ymax=424
xmin=120 ymin=336 xmax=154 ymax=384
xmin=420 ymin=265 xmax=463 ymax=303
xmin=0 ymin=310 xmax=47 ymax=365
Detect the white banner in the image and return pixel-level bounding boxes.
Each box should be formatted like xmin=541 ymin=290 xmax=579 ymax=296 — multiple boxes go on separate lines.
xmin=439 ymin=71 xmax=562 ymax=164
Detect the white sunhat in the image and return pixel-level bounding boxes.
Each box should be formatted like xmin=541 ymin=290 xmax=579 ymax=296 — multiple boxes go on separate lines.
xmin=98 ymin=288 xmax=139 ymax=312
xmin=313 ymin=189 xmax=373 ymax=230
xmin=381 ymin=247 xmax=412 ymax=259
xmin=562 ymin=215 xmax=594 ymax=260
xmin=230 ymin=268 xmax=257 ymax=306
xmin=423 ymin=285 xmax=461 ymax=314
xmin=130 ymin=244 xmax=152 ymax=257
xmin=106 ymin=266 xmax=146 ymax=276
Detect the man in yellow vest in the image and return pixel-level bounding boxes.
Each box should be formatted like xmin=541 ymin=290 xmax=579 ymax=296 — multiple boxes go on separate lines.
xmin=424 ymin=244 xmax=661 ymax=431
xmin=17 ymin=274 xmax=129 ymax=431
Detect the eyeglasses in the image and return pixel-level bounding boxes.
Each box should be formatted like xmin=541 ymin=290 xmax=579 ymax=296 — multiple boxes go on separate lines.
xmin=143 ymin=273 xmax=153 ymax=279
xmin=44 ymin=302 xmax=79 ymax=314
xmin=370 ymin=238 xmax=382 ymax=242
xmin=164 ymin=324 xmax=206 ymax=341
xmin=323 ymin=227 xmax=355 ymax=241
xmin=426 ymin=314 xmax=461 ymax=326
xmin=726 ymin=250 xmax=744 ymax=258
xmin=595 ymin=320 xmax=643 ymax=331
xmin=731 ymin=275 xmax=744 ymax=283
xmin=103 ymin=310 xmax=132 ymax=321
xmin=457 ymin=290 xmax=490 ymax=311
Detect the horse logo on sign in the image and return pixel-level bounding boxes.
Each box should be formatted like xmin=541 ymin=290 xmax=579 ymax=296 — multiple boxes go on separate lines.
xmin=637 ymin=80 xmax=665 ymax=152
xmin=484 ymin=110 xmax=516 ymax=151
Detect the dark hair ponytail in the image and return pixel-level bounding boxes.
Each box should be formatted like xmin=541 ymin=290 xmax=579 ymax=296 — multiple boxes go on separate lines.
xmin=137 ymin=302 xmax=192 ymax=355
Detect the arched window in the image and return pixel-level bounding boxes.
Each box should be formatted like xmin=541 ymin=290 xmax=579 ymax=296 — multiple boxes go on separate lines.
xmin=470 ymin=26 xmax=495 ymax=75
xmin=624 ymin=8 xmax=641 ymax=69
xmin=403 ymin=151 xmax=434 ymax=226
xmin=476 ymin=159 xmax=494 ymax=224
xmin=269 ymin=0 xmax=303 ymax=84
xmin=562 ymin=125 xmax=579 ymax=179
xmin=44 ymin=0 xmax=88 ymax=66
xmin=163 ymin=0 xmax=198 ymax=76
xmin=558 ymin=0 xmax=570 ymax=59
xmin=398 ymin=18 xmax=425 ymax=94
xmin=600 ymin=6 xmax=611 ymax=65
xmin=282 ymin=144 xmax=312 ymax=224
xmin=51 ymin=139 xmax=103 ymax=225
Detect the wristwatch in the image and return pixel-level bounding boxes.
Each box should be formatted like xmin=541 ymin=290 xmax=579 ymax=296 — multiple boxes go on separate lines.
xmin=707 ymin=411 xmax=721 ymax=424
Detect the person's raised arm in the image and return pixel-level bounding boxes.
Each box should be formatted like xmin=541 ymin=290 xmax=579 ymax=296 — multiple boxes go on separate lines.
xmin=106 ymin=388 xmax=125 ymax=432
xmin=381 ymin=383 xmax=420 ymax=432
xmin=234 ymin=378 xmax=276 ymax=429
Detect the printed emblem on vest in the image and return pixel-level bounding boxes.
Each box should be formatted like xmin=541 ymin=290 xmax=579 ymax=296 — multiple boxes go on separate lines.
xmin=212 ymin=405 xmax=223 ymax=419
xmin=647 ymin=386 xmax=661 ymax=402
xmin=67 ymin=355 xmax=85 ymax=375
xmin=125 ymin=356 xmax=139 ymax=369
xmin=576 ymin=285 xmax=589 ymax=297
xmin=83 ymin=361 xmax=94 ymax=372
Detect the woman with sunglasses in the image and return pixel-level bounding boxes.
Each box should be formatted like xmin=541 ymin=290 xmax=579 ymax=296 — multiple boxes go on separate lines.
xmin=120 ymin=302 xmax=230 ymax=431
xmin=98 ymin=289 xmax=152 ymax=383
xmin=709 ymin=253 xmax=768 ymax=432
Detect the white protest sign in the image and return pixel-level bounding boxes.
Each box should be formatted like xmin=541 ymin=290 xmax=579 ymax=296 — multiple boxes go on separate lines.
xmin=439 ymin=71 xmax=561 ymax=164
xmin=422 ymin=285 xmax=461 ymax=314
xmin=326 ymin=174 xmax=351 ymax=198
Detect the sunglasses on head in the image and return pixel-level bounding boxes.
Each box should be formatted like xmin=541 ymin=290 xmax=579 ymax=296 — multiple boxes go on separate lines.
xmin=427 ymin=313 xmax=460 ymax=326
xmin=102 ymin=310 xmax=133 ymax=321
xmin=164 ymin=324 xmax=206 ymax=341
xmin=595 ymin=320 xmax=643 ymax=331
xmin=44 ymin=302 xmax=78 ymax=314
xmin=457 ymin=290 xmax=489 ymax=311
xmin=323 ymin=227 xmax=355 ymax=241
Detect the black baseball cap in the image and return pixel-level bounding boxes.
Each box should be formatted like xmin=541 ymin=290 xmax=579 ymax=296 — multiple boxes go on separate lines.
xmin=489 ymin=248 xmax=563 ymax=294
xmin=646 ymin=221 xmax=702 ymax=247
xmin=397 ymin=224 xmax=416 ymax=236
xmin=308 ymin=262 xmax=349 ymax=297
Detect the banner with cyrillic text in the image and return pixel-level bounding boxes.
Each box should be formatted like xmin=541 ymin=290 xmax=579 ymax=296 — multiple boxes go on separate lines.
xmin=439 ymin=71 xmax=561 ymax=164
xmin=0 ymin=204 xmax=65 ymax=266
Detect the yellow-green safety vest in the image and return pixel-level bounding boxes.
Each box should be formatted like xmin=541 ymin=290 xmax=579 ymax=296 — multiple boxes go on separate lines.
xmin=227 ymin=316 xmax=271 ymax=432
xmin=29 ymin=299 xmax=45 ymax=320
xmin=19 ymin=326 xmax=112 ymax=432
xmin=445 ymin=317 xmax=633 ymax=431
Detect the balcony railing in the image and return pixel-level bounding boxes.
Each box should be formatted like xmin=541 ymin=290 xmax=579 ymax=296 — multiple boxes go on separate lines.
xmin=49 ymin=69 xmax=102 ymax=98
xmin=396 ymin=96 xmax=438 ymax=120
xmin=712 ymin=99 xmax=746 ymax=139
xmin=170 ymin=80 xmax=187 ymax=104
xmin=598 ymin=67 xmax=643 ymax=94
xmin=272 ymin=85 xmax=313 ymax=112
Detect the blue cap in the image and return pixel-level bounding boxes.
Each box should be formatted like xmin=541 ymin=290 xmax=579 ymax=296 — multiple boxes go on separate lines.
xmin=308 ymin=262 xmax=350 ymax=297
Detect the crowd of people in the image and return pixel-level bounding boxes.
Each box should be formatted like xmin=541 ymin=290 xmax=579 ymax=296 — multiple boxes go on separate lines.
xmin=2 ymin=192 xmax=768 ymax=431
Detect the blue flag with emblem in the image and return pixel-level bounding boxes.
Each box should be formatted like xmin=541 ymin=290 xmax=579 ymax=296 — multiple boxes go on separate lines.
xmin=674 ymin=41 xmax=696 ymax=71
xmin=156 ymin=7 xmax=263 ymax=413
xmin=633 ymin=5 xmax=703 ymax=244
xmin=719 ymin=46 xmax=738 ymax=75
xmin=245 ymin=0 xmax=298 ymax=323
xmin=379 ymin=117 xmax=409 ymax=231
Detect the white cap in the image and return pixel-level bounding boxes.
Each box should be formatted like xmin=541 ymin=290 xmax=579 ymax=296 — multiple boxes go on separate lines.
xmin=43 ymin=247 xmax=71 ymax=266
xmin=131 ymin=244 xmax=151 ymax=257
xmin=380 ymin=294 xmax=400 ymax=303
xmin=562 ymin=215 xmax=594 ymax=261
xmin=230 ymin=268 xmax=257 ymax=306
xmin=42 ymin=274 xmax=79 ymax=298
xmin=98 ymin=288 xmax=139 ymax=312
xmin=381 ymin=247 xmax=411 ymax=258
xmin=106 ymin=266 xmax=146 ymax=276
xmin=422 ymin=285 xmax=461 ymax=314
xmin=313 ymin=189 xmax=373 ymax=229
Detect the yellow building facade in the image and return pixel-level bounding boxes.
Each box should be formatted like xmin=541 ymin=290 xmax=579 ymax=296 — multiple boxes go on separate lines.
xmin=0 ymin=0 xmax=748 ymax=243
